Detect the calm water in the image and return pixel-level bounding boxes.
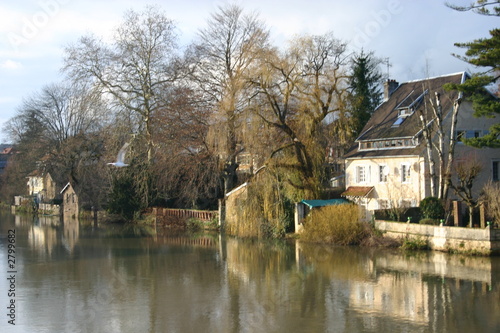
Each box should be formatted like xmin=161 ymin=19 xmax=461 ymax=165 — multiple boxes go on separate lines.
xmin=1 ymin=209 xmax=500 ymax=333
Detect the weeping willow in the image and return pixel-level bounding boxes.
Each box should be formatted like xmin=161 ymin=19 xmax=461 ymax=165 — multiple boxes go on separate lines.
xmin=225 ymin=167 xmax=293 ymax=238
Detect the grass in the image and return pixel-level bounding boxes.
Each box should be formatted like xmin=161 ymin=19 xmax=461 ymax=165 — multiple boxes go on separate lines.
xmin=400 ymin=236 xmax=429 ymax=251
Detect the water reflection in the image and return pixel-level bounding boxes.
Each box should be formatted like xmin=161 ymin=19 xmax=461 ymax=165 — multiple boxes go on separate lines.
xmin=0 ymin=210 xmax=499 ymax=333
xmin=62 ymin=218 xmax=79 ymax=253
xmin=296 ymin=243 xmax=500 ymax=332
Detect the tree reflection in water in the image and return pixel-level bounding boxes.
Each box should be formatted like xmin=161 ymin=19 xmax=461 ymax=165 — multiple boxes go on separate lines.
xmin=1 ymin=210 xmax=499 ymax=333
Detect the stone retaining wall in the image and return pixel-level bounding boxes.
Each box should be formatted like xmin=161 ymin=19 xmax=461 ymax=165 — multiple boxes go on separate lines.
xmin=375 ymin=220 xmax=500 ymax=255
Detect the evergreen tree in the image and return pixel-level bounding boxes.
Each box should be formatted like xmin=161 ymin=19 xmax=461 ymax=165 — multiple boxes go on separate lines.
xmin=445 ymin=13 xmax=500 ymax=147
xmin=348 ymin=50 xmax=383 ymax=137
xmin=107 ymin=173 xmax=141 ymax=221
xmin=445 ymin=0 xmax=500 ymax=16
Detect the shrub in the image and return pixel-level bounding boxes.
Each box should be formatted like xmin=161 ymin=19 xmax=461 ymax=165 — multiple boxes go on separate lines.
xmin=107 ymin=175 xmax=141 ymax=221
xmin=301 ymin=204 xmax=368 ymax=245
xmin=419 ymin=197 xmax=444 ymax=219
xmin=187 ymin=218 xmax=203 ymax=231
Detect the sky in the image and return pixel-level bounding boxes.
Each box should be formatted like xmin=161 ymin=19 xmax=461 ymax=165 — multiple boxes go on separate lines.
xmin=0 ymin=0 xmax=498 ymax=142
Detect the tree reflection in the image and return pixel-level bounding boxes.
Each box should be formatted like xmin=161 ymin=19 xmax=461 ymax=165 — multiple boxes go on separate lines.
xmin=3 ymin=211 xmax=500 ymax=333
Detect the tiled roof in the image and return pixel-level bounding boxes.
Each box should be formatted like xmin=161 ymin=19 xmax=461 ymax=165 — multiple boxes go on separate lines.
xmin=344 ymin=72 xmax=466 ymax=159
xmin=1 ymin=147 xmax=13 ymax=154
xmin=341 ymin=186 xmax=374 ymax=198
xmin=27 ymin=170 xmax=43 ymax=177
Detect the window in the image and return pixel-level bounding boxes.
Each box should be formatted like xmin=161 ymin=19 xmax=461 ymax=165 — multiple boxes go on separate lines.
xmin=379 ymin=165 xmax=388 ymax=182
xmin=356 ymin=166 xmax=366 ymax=183
xmin=359 ymin=138 xmax=417 ymax=151
xmin=378 ymin=199 xmax=389 ymax=209
xmin=400 ymin=199 xmax=413 ymax=209
xmin=493 ymin=160 xmax=500 ymax=181
xmin=456 ymin=129 xmax=488 ymax=143
xmin=401 ymin=163 xmax=411 ymax=183
xmin=392 ymin=117 xmax=405 ymax=127
xmin=465 ymin=130 xmax=481 ymax=139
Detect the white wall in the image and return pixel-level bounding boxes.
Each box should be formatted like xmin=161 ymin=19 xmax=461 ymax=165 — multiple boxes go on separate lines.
xmin=345 ymin=156 xmax=423 ymax=220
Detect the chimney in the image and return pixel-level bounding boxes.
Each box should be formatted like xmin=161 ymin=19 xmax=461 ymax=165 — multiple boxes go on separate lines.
xmin=384 ymin=79 xmax=399 ymax=101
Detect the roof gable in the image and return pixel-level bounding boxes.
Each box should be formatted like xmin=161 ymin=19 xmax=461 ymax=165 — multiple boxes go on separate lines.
xmin=344 ymin=72 xmax=467 ymax=159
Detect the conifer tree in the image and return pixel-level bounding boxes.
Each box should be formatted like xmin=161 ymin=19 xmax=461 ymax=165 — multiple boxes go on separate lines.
xmin=348 ymin=50 xmax=383 ymax=137
xmin=445 ymin=2 xmax=500 ymax=147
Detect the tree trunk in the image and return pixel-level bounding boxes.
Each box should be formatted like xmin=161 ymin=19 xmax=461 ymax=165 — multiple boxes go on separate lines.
xmin=418 ymin=107 xmax=436 ymax=197
xmin=442 ymin=98 xmax=461 ymax=200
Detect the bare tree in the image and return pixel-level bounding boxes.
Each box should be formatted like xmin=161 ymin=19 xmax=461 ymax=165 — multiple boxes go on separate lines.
xmin=417 ymin=88 xmax=462 ymax=200
xmin=152 ymin=86 xmax=220 ymax=208
xmin=3 ymin=81 xmax=110 ymax=208
xmin=451 ymin=155 xmax=483 ymax=226
xmin=63 ymin=5 xmax=180 ymax=164
xmin=23 ymin=82 xmax=108 ymax=148
xmin=188 ymin=4 xmax=271 ymax=194
xmin=481 ymin=181 xmax=500 ymax=225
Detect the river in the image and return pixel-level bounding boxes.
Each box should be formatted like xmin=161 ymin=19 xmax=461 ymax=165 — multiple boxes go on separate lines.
xmin=0 ymin=209 xmax=499 ymax=333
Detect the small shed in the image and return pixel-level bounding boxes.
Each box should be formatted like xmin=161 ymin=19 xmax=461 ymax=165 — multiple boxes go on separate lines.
xmin=61 ymin=182 xmax=79 ymax=219
xmin=294 ymin=198 xmax=350 ymax=233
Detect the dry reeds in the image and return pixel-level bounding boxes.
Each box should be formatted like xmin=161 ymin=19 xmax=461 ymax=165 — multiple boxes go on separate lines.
xmin=301 ymin=203 xmax=369 ymax=245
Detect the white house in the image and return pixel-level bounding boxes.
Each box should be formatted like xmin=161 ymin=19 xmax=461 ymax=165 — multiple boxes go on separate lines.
xmin=26 ymin=170 xmax=57 ymax=204
xmin=342 ymin=72 xmax=500 ymax=221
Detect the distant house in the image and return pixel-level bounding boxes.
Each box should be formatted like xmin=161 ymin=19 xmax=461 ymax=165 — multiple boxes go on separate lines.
xmin=26 ymin=170 xmax=57 ymax=204
xmin=342 ymin=72 xmax=500 ymax=221
xmin=0 ymin=145 xmax=14 ymax=175
xmin=224 ymin=182 xmax=249 ymax=226
xmin=61 ymin=182 xmax=79 ymax=219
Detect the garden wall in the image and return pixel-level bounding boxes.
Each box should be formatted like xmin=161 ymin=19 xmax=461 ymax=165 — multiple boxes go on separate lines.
xmin=38 ymin=203 xmax=61 ymax=216
xmin=375 ymin=220 xmax=500 ymax=255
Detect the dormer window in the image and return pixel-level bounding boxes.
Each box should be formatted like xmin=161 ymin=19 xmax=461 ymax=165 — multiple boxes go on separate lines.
xmin=398 ymin=107 xmax=413 ymax=117
xmin=391 ymin=89 xmax=427 ymax=127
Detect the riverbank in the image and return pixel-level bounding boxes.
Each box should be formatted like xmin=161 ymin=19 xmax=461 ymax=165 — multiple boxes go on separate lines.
xmin=375 ymin=220 xmax=500 ymax=256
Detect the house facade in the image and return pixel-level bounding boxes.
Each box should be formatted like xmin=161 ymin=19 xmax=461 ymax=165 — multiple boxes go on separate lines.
xmin=26 ymin=170 xmax=57 ymax=204
xmin=61 ymin=182 xmax=79 ymax=219
xmin=342 ymin=72 xmax=500 ymax=221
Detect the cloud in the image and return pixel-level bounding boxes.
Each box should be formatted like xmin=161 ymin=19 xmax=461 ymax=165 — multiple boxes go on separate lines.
xmin=0 ymin=59 xmax=23 ymax=70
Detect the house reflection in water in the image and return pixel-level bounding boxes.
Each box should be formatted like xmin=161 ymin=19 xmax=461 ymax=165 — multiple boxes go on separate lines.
xmin=62 ymin=218 xmax=80 ymax=253
xmin=27 ymin=216 xmax=60 ymax=258
xmin=349 ymin=273 xmax=429 ymax=325
xmin=295 ymin=242 xmax=498 ymax=330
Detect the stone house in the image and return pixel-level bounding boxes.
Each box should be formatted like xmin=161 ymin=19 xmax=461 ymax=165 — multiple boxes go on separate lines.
xmin=61 ymin=182 xmax=79 ymax=219
xmin=342 ymin=72 xmax=500 ymax=221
